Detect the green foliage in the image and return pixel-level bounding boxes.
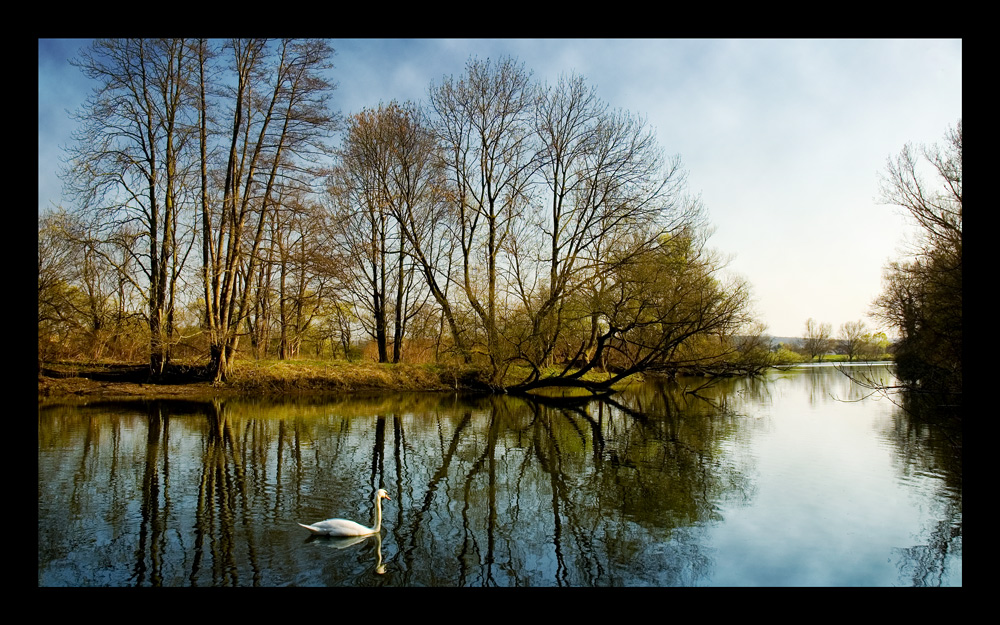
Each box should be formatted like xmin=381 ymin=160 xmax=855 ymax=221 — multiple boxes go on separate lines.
xmin=773 ymin=347 xmax=806 ymax=364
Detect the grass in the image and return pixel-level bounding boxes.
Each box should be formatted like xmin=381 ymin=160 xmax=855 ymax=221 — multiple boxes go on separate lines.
xmin=38 ymin=357 xmax=486 ymax=400
xmin=769 ymin=350 xmax=894 ymax=365
xmin=46 ymin=352 xmax=893 ymax=401
xmin=226 ymin=359 xmax=476 ymax=393
xmin=210 ymin=358 xmax=631 ymax=395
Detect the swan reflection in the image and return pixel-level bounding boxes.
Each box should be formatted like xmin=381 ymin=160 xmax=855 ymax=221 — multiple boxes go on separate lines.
xmin=304 ymin=529 xmax=386 ymax=574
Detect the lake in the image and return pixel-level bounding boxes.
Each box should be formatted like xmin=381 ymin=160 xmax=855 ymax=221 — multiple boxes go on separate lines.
xmin=37 ymin=363 xmax=961 ymax=587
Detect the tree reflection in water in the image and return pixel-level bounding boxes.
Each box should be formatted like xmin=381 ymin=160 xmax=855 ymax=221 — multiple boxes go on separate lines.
xmin=37 ymin=369 xmax=961 ymax=586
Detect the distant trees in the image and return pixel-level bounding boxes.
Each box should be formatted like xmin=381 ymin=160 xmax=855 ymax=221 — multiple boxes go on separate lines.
xmin=837 ymin=320 xmax=891 ymax=362
xmin=38 ymin=208 xmax=149 ymax=363
xmin=802 ymin=318 xmax=835 ymax=361
xmin=38 ymin=210 xmax=101 ymax=362
xmin=839 ymin=320 xmax=867 ymax=362
xmin=873 ymin=121 xmax=962 ymax=398
xmin=857 ymin=331 xmax=890 ymax=361
xmin=780 ymin=319 xmax=891 ymax=363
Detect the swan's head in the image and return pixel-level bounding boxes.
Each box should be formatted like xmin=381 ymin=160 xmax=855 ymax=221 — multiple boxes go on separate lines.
xmin=377 ymin=489 xmax=391 ymax=501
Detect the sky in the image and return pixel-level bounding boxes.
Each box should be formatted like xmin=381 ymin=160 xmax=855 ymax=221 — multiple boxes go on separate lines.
xmin=37 ymin=38 xmax=962 ymax=339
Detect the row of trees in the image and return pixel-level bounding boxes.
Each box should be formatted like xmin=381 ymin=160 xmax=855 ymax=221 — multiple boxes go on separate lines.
xmin=42 ymin=39 xmax=341 ymax=382
xmin=793 ymin=318 xmax=890 ymax=362
xmin=40 ymin=39 xmax=765 ymax=391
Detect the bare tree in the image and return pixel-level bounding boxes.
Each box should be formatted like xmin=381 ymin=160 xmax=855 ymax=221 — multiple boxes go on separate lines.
xmin=197 ymin=38 xmax=336 ymax=382
xmin=66 ymin=38 xmax=198 ymax=377
xmin=839 ymin=320 xmax=868 ymax=362
xmin=375 ymin=102 xmax=471 ymax=363
xmin=56 ymin=43 xmax=772 ymax=392
xmin=429 ymin=57 xmax=539 ymax=382
xmin=507 ymin=226 xmax=755 ymax=395
xmin=802 ymin=318 xmax=835 ymax=362
xmin=38 ymin=210 xmax=89 ymax=362
xmin=276 ymin=192 xmax=335 ymax=359
xmin=518 ymin=72 xmax=694 ymax=377
xmin=873 ymin=120 xmax=961 ymax=396
xmin=329 ymin=107 xmax=402 ymax=362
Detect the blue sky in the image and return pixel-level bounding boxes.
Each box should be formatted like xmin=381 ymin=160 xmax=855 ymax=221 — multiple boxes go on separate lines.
xmin=38 ymin=38 xmax=962 ymax=338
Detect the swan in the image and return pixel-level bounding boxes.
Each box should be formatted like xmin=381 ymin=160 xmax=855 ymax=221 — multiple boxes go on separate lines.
xmin=298 ymin=489 xmax=391 ymax=537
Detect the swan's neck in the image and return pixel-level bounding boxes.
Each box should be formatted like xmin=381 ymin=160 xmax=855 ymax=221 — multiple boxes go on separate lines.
xmin=371 ymin=495 xmax=382 ymax=533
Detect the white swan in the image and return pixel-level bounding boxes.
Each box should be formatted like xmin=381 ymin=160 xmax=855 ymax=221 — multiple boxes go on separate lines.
xmin=298 ymin=489 xmax=391 ymax=537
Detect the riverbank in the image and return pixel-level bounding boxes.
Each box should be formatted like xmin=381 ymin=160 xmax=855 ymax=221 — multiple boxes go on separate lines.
xmin=38 ymin=356 xmax=845 ymax=404
xmin=37 ymin=359 xmax=480 ymax=403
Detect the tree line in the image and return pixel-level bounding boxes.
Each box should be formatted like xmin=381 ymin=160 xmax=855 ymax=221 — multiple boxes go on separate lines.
xmin=778 ymin=317 xmax=891 ymax=362
xmin=38 ymin=38 xmax=769 ymax=391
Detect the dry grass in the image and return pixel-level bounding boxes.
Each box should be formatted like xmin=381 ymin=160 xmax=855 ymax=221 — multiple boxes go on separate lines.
xmin=226 ymin=359 xmax=472 ymax=394
xmin=38 ymin=358 xmax=481 ymax=401
xmin=37 ymin=357 xmax=629 ymax=401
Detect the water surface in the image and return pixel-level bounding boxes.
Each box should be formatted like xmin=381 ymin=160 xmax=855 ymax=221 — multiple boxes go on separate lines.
xmin=37 ymin=364 xmax=961 ymax=586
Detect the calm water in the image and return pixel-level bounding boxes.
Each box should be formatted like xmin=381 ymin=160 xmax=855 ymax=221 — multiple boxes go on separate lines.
xmin=37 ymin=364 xmax=961 ymax=587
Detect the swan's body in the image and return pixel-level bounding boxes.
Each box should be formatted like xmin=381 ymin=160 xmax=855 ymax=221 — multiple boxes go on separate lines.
xmin=298 ymin=489 xmax=390 ymax=537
